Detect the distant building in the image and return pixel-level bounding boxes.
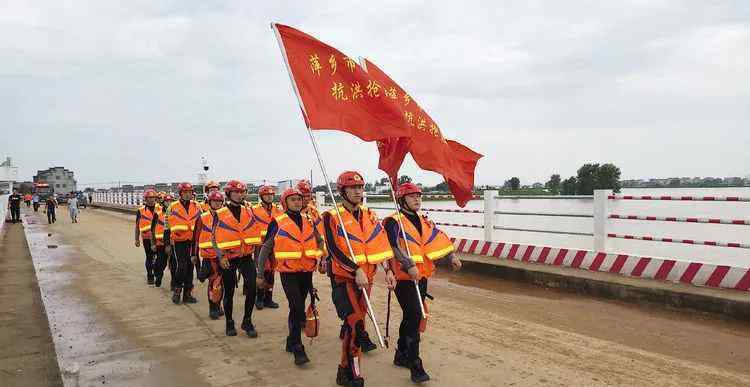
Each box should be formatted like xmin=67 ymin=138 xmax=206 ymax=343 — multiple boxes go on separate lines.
xmin=34 ymin=166 xmax=77 ymax=194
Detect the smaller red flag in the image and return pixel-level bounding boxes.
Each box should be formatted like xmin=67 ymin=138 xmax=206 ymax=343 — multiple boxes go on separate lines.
xmin=377 ymin=137 xmax=411 ymax=185
xmin=364 ymin=59 xmax=482 ymax=207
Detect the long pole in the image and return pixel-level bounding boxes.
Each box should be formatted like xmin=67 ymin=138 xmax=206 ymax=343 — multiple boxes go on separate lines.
xmin=271 ymin=23 xmax=385 ymax=348
xmin=387 ymin=177 xmax=427 ymax=319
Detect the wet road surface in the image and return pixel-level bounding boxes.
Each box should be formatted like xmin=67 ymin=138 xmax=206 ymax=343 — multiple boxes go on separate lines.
xmin=19 ymin=207 xmax=750 ymax=386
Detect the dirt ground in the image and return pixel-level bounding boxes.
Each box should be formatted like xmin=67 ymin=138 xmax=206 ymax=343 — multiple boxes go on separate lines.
xmin=0 ymin=221 xmax=63 ymax=387
xmin=18 ymin=207 xmax=750 ymax=386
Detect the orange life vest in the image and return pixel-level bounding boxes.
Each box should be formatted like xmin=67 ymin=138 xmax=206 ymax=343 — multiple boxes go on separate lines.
xmin=137 ymin=204 xmax=163 ymax=241
xmin=327 ymin=205 xmax=393 ymax=280
xmin=196 ymin=211 xmax=218 ymax=259
xmin=273 ymin=213 xmax=323 ymax=273
xmin=212 ymin=206 xmax=261 ymax=259
xmin=250 ymin=202 xmax=284 ymax=238
xmin=386 ymin=212 xmax=454 ymax=280
xmin=167 ymin=200 xmax=201 ymax=242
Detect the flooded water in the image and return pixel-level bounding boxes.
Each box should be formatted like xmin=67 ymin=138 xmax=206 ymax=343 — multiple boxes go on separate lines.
xmin=360 ymin=187 xmax=750 ymax=268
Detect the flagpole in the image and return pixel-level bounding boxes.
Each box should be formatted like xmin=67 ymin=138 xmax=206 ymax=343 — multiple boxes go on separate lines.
xmin=271 ymin=23 xmax=386 ymax=349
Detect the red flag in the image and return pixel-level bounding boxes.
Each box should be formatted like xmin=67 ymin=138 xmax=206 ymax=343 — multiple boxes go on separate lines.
xmin=363 ymin=59 xmax=482 ymax=207
xmin=272 ymin=24 xmax=409 ymax=142
xmin=376 ymin=137 xmax=411 ymax=184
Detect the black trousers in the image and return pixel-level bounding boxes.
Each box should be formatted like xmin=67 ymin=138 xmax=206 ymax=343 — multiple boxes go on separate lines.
xmin=168 ymin=247 xmax=177 ymax=289
xmin=142 ymin=239 xmax=155 ymax=277
xmin=46 ymin=207 xmax=56 ymax=223
xmin=221 ymin=255 xmax=257 ymax=324
xmin=33 ymin=202 xmax=39 ymax=212
xmin=280 ymin=271 xmax=313 ymax=346
xmin=153 ymin=244 xmax=168 ymax=281
xmin=394 ymin=278 xmax=428 ymax=358
xmin=10 ymin=206 xmax=20 ymax=222
xmin=173 ymin=241 xmax=194 ymax=291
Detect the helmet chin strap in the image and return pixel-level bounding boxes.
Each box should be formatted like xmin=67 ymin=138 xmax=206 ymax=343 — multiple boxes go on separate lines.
xmin=398 ymin=197 xmax=417 ymax=213
xmin=340 ymin=189 xmax=360 ymax=207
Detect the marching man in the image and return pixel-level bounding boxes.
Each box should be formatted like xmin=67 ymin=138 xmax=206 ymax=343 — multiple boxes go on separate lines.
xmin=323 ymin=171 xmax=396 ymax=387
xmin=383 ymin=182 xmax=462 ymax=383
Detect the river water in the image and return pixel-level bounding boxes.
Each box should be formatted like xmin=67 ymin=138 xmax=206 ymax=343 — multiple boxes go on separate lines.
xmin=359 ymin=187 xmax=750 ymax=268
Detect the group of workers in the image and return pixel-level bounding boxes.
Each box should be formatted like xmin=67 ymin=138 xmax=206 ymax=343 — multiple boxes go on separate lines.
xmin=132 ymin=171 xmax=462 ymax=387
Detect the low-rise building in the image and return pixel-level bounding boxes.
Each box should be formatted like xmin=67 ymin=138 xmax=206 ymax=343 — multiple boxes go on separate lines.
xmin=34 ymin=166 xmax=77 ymax=195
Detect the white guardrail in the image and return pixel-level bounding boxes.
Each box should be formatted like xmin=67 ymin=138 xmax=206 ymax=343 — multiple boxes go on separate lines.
xmin=92 ymin=189 xmax=749 ymax=254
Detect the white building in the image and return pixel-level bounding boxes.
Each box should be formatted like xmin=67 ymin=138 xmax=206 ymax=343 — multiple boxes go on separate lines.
xmin=34 ymin=166 xmax=77 ymax=194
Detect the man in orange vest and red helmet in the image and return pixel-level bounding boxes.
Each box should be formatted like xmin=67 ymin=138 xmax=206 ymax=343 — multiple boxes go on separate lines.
xmin=165 ymin=183 xmax=202 ymax=304
xmin=194 ymin=190 xmax=226 ymax=320
xmin=323 ymin=171 xmax=396 ymax=387
xmin=200 ymin=180 xmax=221 ymax=212
xmin=213 ymin=180 xmax=262 ymax=337
xmin=134 ymin=189 xmax=162 ymax=286
xmin=384 ymin=182 xmax=462 ymax=383
xmin=297 ymin=179 xmax=327 ymax=271
xmin=256 ymin=187 xmax=324 ymax=366
xmin=250 ymin=184 xmax=283 ymax=310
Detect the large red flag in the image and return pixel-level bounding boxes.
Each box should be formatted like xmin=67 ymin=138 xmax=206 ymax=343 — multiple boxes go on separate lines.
xmin=364 ymin=59 xmax=482 ymax=207
xmin=272 ymin=24 xmax=410 ymax=142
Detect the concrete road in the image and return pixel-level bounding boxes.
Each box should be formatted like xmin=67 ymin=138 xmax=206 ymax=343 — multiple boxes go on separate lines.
xmin=19 ymin=207 xmax=750 ymax=386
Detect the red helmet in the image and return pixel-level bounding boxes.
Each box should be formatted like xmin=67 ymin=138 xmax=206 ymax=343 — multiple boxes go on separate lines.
xmin=224 ymin=179 xmax=247 ymax=194
xmin=164 ymin=193 xmax=174 ymax=202
xmin=337 ymin=171 xmax=365 ymax=189
xmin=296 ymin=180 xmax=312 ymax=195
xmin=280 ymin=188 xmax=303 ymax=211
xmin=207 ymin=190 xmax=224 ymax=202
xmin=396 ymin=182 xmax=422 ymax=199
xmin=258 ymin=185 xmax=275 ymax=196
xmin=204 ymin=180 xmax=220 ymax=193
xmin=158 ymin=191 xmax=167 ymax=199
xmin=177 ymin=182 xmax=193 ymax=193
xmin=143 ymin=189 xmax=158 ymax=199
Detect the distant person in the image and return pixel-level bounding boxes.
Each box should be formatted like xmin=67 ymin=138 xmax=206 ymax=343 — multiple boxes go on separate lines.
xmin=32 ymin=193 xmax=40 ymax=212
xmin=68 ymin=195 xmax=79 ymax=223
xmin=45 ymin=196 xmax=57 ymax=224
xmin=8 ymin=189 xmax=22 ymax=223
xmin=88 ymin=193 xmax=93 ymax=205
xmin=23 ymin=193 xmax=32 ymax=207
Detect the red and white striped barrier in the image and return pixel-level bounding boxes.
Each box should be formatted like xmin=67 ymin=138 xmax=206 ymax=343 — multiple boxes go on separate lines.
xmin=606 ymin=233 xmax=749 ymax=249
xmin=422 ymin=194 xmax=481 ymax=200
xmin=609 ymin=214 xmax=749 ymax=225
xmin=424 ymin=207 xmax=484 ymax=214
xmin=451 ymin=238 xmax=750 ymax=291
xmin=435 ymin=222 xmax=484 ymax=229
xmin=608 ymin=195 xmax=750 ymax=202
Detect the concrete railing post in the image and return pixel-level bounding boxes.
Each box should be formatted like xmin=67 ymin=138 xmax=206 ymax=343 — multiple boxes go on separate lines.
xmin=483 ymin=190 xmax=498 ymax=241
xmin=593 ymin=189 xmax=611 ymax=252
xmin=315 ymin=191 xmax=325 ymax=208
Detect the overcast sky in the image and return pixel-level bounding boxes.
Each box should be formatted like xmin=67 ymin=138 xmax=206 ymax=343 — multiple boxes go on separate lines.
xmin=1 ymin=1 xmax=748 ymax=188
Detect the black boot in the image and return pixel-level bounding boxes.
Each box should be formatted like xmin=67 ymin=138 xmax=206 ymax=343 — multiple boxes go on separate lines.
xmin=241 ymin=318 xmax=258 ymax=338
xmin=355 ymin=322 xmax=377 ymax=353
xmin=226 ymin=320 xmax=237 ymax=336
xmin=255 ymin=292 xmax=264 ymax=310
xmin=147 ymin=273 xmax=154 ymax=285
xmin=407 ymin=338 xmax=429 ymax=383
xmin=209 ymin=302 xmax=221 ymax=320
xmin=154 ymin=276 xmax=162 ymax=288
xmin=183 ymin=288 xmax=197 ymax=304
xmin=264 ymin=290 xmax=279 ymax=309
xmin=336 ymin=366 xmax=353 ymax=386
xmin=172 ymin=288 xmax=182 ymax=304
xmin=410 ymin=358 xmax=430 ymax=383
xmin=349 ymin=377 xmax=365 ymax=387
xmin=393 ymin=338 xmax=410 ymax=368
xmin=292 ymin=344 xmax=310 ymax=365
